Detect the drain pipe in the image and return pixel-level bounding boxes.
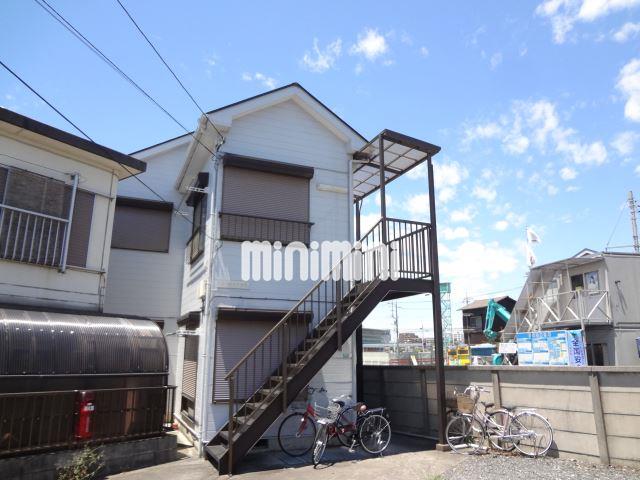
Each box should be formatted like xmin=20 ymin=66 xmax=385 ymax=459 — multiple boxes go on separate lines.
xmin=198 ymin=151 xmax=222 ymax=455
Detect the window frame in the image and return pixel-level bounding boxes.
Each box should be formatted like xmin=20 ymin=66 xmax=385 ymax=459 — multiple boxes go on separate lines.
xmin=111 ymin=196 xmax=173 ymax=253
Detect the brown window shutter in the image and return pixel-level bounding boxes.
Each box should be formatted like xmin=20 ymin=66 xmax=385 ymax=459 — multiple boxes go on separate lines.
xmin=0 ymin=167 xmax=7 ymax=200
xmin=222 ymin=166 xmax=309 ymax=221
xmin=182 ymin=336 xmax=199 ymax=401
xmin=65 ymin=189 xmax=94 ymax=267
xmin=111 ymin=199 xmax=173 ymax=252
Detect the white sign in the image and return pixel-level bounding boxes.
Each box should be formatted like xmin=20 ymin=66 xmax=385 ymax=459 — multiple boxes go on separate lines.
xmin=498 ymin=342 xmax=518 ymax=354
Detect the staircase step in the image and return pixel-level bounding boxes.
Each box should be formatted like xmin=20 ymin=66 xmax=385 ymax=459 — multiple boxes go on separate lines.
xmin=219 ymin=430 xmax=242 ymax=444
xmin=205 ymin=444 xmax=227 ymax=461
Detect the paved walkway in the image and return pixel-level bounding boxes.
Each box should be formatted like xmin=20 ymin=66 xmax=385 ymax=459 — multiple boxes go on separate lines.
xmin=108 ymin=435 xmax=462 ymax=480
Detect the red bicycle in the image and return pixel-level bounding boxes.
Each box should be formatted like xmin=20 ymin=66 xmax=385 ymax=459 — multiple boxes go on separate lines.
xmin=277 ymin=396 xmax=361 ymax=457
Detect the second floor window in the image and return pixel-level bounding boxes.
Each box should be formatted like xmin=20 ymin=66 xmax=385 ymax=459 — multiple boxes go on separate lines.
xmin=219 ymin=164 xmax=312 ymax=244
xmin=0 ymin=166 xmax=94 ymax=268
xmin=111 ymin=197 xmax=173 ymax=253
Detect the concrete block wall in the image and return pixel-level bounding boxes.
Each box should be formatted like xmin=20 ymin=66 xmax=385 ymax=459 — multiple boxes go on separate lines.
xmin=362 ymin=365 xmax=640 ymax=468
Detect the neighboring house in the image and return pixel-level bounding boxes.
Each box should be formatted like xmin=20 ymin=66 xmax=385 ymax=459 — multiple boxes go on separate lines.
xmin=0 ymin=107 xmax=146 ymax=311
xmin=362 ymin=327 xmax=391 ymax=345
xmin=102 ymin=83 xmax=444 ymax=473
xmin=460 ymin=296 xmax=516 ymax=345
xmin=505 ymin=249 xmax=640 ymax=366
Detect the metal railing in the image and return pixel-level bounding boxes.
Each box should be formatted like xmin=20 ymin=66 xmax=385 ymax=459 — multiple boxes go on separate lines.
xmin=516 ymin=289 xmax=612 ymax=331
xmin=0 ymin=386 xmax=175 ymax=457
xmin=0 ymin=204 xmax=69 ymax=268
xmin=223 ymin=217 xmax=431 ymax=470
xmin=219 ymin=212 xmax=313 ymax=245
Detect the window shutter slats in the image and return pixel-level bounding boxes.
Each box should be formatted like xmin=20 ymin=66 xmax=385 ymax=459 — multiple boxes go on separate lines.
xmin=182 ymin=336 xmax=199 ymax=401
xmin=111 ymin=203 xmax=172 ymax=252
xmin=65 ymin=189 xmax=94 ymax=268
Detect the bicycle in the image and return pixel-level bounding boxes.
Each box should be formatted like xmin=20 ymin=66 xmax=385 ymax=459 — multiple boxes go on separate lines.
xmin=312 ymin=397 xmax=391 ymax=466
xmin=278 ymin=394 xmax=362 ymax=457
xmin=445 ymin=385 xmax=554 ymax=457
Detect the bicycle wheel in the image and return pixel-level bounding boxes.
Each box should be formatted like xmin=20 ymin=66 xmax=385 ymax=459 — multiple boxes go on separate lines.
xmin=509 ymin=411 xmax=553 ymax=457
xmin=445 ymin=414 xmax=485 ymax=454
xmin=278 ymin=412 xmax=317 ymax=456
xmin=312 ymin=423 xmax=329 ymax=466
xmin=487 ymin=410 xmax=516 ymax=452
xmin=358 ymin=414 xmax=391 ymax=454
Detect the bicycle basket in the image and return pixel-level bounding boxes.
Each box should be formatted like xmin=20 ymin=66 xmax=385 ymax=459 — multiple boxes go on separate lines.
xmin=314 ymin=402 xmax=342 ymax=422
xmin=456 ymin=394 xmax=476 ymax=414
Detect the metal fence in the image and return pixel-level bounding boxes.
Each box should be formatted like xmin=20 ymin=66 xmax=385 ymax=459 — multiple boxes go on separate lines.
xmin=219 ymin=212 xmax=313 ymax=245
xmin=0 ymin=204 xmax=69 ymax=268
xmin=0 ymin=386 xmax=175 ymax=457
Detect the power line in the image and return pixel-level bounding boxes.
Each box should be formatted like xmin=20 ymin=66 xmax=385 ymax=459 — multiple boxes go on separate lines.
xmin=0 ymin=59 xmax=195 ymax=227
xmin=0 ymin=59 xmax=91 ymax=140
xmin=114 ymin=0 xmax=224 ymax=141
xmin=32 ymin=0 xmax=219 ymax=160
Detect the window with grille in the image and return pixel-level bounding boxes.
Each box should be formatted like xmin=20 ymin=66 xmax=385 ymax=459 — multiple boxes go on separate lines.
xmin=0 ymin=166 xmax=94 ymax=268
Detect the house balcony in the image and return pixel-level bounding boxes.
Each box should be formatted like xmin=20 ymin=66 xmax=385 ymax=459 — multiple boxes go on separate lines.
xmin=518 ymin=289 xmax=612 ymax=330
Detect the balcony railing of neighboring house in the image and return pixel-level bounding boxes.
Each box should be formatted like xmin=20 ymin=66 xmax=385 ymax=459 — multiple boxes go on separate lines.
xmin=518 ymin=289 xmax=612 ymax=330
xmin=186 ymin=225 xmax=205 ymax=264
xmin=0 ymin=386 xmax=176 ymax=457
xmin=219 ymin=212 xmax=313 ymax=245
xmin=0 ymin=203 xmax=69 ymax=269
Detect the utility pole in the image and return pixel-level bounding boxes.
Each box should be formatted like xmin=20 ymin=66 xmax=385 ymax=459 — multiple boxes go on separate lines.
xmin=629 ymin=191 xmax=640 ymax=254
xmin=392 ymin=301 xmax=399 ymax=355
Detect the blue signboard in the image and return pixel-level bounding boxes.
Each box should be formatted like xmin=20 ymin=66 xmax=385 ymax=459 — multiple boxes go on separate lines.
xmin=566 ymin=330 xmax=587 ymax=366
xmin=516 ymin=332 xmax=533 ymax=365
xmin=516 ymin=329 xmax=588 ymax=366
xmin=532 ymin=331 xmax=550 ymax=365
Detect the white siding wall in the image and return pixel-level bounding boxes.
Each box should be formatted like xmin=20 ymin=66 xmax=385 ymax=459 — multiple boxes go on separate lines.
xmin=200 ymin=100 xmax=356 ymax=440
xmin=0 ymin=134 xmax=118 ymax=311
xmin=103 ymin=141 xmax=192 ymax=386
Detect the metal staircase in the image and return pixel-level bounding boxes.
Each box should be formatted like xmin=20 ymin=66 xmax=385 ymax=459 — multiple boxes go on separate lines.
xmin=205 ymin=218 xmax=433 ymax=474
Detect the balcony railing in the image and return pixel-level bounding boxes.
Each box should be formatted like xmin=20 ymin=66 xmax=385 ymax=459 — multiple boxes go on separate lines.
xmin=0 ymin=203 xmax=69 ymax=268
xmin=518 ymin=289 xmax=612 ymax=329
xmin=219 ymin=212 xmax=313 ymax=245
xmin=0 ymin=386 xmax=175 ymax=457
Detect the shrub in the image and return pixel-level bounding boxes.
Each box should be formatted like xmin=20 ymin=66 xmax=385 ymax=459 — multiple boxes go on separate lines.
xmin=57 ymin=446 xmax=104 ymax=480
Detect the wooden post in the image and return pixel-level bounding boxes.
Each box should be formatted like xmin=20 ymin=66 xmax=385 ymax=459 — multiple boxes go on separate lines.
xmin=589 ymin=371 xmax=610 ymax=464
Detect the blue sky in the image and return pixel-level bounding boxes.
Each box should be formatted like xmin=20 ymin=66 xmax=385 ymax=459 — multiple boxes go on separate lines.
xmin=2 ymin=0 xmax=640 ymax=336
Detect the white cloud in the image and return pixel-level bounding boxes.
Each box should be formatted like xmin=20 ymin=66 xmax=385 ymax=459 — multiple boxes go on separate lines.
xmin=400 ymin=31 xmax=413 ymax=45
xmin=613 ymin=21 xmax=640 ymax=41
xmin=242 ymin=72 xmax=277 ymax=89
xmin=375 ymin=192 xmax=393 ymax=208
xmin=439 ymin=241 xmax=520 ymax=296
xmin=419 ymin=46 xmax=430 ymax=57
xmin=617 ymin=58 xmax=640 ymax=122
xmin=405 ymin=193 xmax=430 ymax=215
xmin=490 ymin=52 xmax=503 ymax=69
xmin=441 ymin=226 xmax=470 ymax=240
xmin=635 ymin=164 xmax=640 ymax=176
xmin=566 ymin=185 xmax=581 ymax=192
xmin=463 ymin=122 xmax=503 ymax=145
xmin=547 ymin=184 xmax=560 ymax=196
xmin=438 ymin=187 xmax=456 ymax=204
xmin=350 ymin=29 xmax=389 ymax=61
xmin=536 ymin=0 xmax=640 ymax=43
xmin=472 ymin=185 xmax=497 ymax=202
xmin=359 ymin=213 xmax=381 ymax=233
xmin=301 ymin=38 xmax=342 ymax=73
xmin=494 ymin=220 xmax=509 ymax=231
xmin=559 ymin=166 xmax=578 ymax=180
xmin=450 ymin=206 xmax=475 ymax=223
xmin=464 ymin=99 xmax=608 ymax=166
xmin=611 ymin=130 xmax=640 ymax=155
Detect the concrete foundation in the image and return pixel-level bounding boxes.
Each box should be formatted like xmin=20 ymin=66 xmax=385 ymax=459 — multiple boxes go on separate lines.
xmin=0 ymin=434 xmax=177 ymax=480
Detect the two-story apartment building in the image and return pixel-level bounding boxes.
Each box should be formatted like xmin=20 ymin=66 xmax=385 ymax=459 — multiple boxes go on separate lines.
xmin=505 ymin=249 xmax=640 ymax=366
xmin=101 ymin=83 xmax=446 ymax=472
xmin=103 ymin=83 xmax=365 ymax=446
xmin=0 ymin=107 xmax=146 ymax=311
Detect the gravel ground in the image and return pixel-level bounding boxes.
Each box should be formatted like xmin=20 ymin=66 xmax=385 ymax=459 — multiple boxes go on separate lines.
xmin=442 ymin=453 xmax=640 ymax=480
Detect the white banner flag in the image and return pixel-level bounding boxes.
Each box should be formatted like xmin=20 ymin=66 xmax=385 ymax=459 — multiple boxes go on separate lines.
xmin=526 ymin=227 xmax=541 ymax=244
xmin=526 ymin=243 xmax=537 ymax=268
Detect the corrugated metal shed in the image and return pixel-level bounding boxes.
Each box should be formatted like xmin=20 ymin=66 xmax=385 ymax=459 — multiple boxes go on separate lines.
xmin=0 ymin=308 xmax=168 ymax=376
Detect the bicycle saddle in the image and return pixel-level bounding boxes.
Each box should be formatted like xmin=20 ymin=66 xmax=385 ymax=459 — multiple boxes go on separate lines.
xmin=482 ymin=402 xmax=495 ymax=409
xmin=331 ymin=397 xmax=345 ymax=407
